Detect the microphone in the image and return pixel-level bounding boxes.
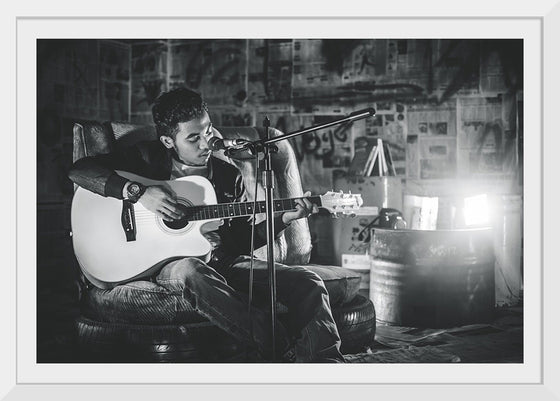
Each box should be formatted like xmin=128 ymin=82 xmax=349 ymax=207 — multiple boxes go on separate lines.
xmin=207 ymin=136 xmax=247 ymax=151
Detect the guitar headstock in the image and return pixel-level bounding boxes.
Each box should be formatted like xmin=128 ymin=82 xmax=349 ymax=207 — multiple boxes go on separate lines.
xmin=319 ymin=191 xmax=363 ymax=218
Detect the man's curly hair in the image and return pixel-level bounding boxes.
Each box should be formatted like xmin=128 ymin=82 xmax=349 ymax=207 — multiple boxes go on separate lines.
xmin=152 ymin=87 xmax=208 ymax=139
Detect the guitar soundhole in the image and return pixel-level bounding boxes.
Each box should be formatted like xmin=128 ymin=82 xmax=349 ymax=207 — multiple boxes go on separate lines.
xmin=162 ymin=204 xmax=190 ymax=230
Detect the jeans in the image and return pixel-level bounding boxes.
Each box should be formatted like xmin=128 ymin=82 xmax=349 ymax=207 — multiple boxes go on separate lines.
xmin=155 ymin=256 xmax=344 ymax=362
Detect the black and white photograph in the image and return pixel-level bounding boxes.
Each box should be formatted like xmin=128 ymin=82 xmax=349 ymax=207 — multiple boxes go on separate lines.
xmin=5 ymin=4 xmax=558 ymax=400
xmin=35 ymin=35 xmax=525 ymax=364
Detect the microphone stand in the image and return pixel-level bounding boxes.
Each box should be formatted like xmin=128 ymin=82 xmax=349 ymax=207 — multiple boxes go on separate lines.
xmin=228 ymin=108 xmax=375 ymax=361
xmin=262 ymin=116 xmax=278 ymax=361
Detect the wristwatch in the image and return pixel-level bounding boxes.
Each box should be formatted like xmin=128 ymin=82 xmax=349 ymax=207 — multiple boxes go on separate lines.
xmin=125 ymin=181 xmax=146 ymax=203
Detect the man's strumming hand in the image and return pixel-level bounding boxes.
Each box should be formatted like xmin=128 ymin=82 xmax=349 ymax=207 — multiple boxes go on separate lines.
xmin=138 ymin=185 xmax=185 ymax=222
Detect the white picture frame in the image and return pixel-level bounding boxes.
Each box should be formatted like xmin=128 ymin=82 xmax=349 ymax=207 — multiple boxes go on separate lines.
xmin=5 ymin=0 xmax=558 ymax=398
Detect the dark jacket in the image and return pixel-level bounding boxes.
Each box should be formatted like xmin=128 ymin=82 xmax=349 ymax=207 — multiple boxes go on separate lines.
xmin=68 ymin=140 xmax=287 ymax=268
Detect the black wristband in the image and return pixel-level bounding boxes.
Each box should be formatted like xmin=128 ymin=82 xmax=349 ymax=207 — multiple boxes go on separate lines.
xmin=105 ymin=172 xmax=130 ymax=199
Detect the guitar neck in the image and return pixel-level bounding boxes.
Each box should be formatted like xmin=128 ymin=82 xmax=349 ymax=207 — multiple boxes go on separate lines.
xmin=183 ymin=196 xmax=322 ymax=222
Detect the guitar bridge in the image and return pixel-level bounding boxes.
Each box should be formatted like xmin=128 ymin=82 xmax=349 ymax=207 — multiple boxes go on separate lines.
xmin=121 ymin=200 xmax=137 ymax=241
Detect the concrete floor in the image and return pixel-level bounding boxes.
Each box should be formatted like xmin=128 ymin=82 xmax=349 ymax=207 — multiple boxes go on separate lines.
xmin=347 ymin=306 xmax=523 ymax=363
xmin=37 ymin=276 xmax=523 ymax=364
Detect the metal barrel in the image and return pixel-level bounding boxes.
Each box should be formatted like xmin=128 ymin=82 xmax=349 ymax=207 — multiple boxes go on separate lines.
xmin=369 ymin=228 xmax=495 ymax=328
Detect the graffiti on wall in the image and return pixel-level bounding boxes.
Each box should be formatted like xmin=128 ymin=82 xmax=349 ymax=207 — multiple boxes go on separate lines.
xmin=167 ymin=40 xmax=247 ymax=106
xmin=131 ymin=42 xmax=167 ymax=115
xmin=126 ymin=39 xmax=521 ymax=184
xmin=457 ymin=96 xmax=518 ymax=177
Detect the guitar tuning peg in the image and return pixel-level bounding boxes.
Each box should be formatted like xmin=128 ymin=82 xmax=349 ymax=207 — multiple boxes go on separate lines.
xmin=331 ymin=213 xmax=339 ymax=219
xmin=350 ymin=212 xmax=356 ymax=218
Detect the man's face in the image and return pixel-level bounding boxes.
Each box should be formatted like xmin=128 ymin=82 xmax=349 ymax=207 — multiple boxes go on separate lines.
xmin=160 ymin=111 xmax=213 ymax=166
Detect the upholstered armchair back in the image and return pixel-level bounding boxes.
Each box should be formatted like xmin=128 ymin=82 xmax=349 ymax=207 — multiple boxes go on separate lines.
xmin=72 ymin=121 xmax=312 ymax=265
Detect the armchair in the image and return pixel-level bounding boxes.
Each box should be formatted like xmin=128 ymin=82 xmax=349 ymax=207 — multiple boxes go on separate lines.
xmin=71 ymin=120 xmax=375 ymax=362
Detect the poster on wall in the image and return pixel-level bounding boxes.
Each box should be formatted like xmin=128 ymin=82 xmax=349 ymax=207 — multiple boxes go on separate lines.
xmin=247 ymin=39 xmax=293 ymax=105
xmin=457 ymin=96 xmax=517 ymax=177
xmin=406 ymin=100 xmax=457 ymax=179
xmin=407 ymin=100 xmax=457 ymax=137
xmin=418 ymin=136 xmax=457 ymax=179
xmin=292 ymin=39 xmax=347 ymax=114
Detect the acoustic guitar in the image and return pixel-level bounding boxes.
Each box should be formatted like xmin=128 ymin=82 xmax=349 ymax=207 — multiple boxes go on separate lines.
xmin=71 ymin=171 xmax=363 ymax=288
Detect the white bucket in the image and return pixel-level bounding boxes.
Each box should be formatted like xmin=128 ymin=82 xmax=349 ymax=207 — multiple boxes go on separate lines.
xmin=403 ymin=194 xmax=439 ymax=230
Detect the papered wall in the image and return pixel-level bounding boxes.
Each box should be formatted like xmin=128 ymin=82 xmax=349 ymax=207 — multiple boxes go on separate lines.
xmin=129 ymin=39 xmax=523 ymax=196
xmin=35 ymin=39 xmax=524 ymax=321
xmin=36 ymin=38 xmax=523 ymax=202
xmin=36 ymin=40 xmax=133 ymax=304
xmin=37 ymin=39 xmax=131 ymax=203
xmin=34 ymin=39 xmax=524 ymax=357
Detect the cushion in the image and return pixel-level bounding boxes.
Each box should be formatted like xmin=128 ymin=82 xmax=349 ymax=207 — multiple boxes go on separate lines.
xmin=81 ymin=264 xmax=362 ymax=324
xmin=304 ymin=264 xmax=362 ymax=306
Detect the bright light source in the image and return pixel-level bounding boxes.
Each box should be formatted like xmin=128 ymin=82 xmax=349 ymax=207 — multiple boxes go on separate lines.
xmin=463 ymin=194 xmax=489 ymax=227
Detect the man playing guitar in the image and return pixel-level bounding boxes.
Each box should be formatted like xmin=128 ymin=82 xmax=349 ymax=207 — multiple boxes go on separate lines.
xmin=68 ymin=87 xmax=346 ymax=363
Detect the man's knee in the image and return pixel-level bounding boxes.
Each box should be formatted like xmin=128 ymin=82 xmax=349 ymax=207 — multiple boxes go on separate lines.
xmin=158 ymin=257 xmax=213 ymax=285
xmin=300 ymin=268 xmax=325 ymax=287
xmin=289 ymin=267 xmax=328 ymax=298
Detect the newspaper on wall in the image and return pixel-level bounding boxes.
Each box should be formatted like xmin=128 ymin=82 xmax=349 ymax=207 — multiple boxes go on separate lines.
xmin=457 ymin=96 xmax=518 ymax=177
xmin=406 ymin=100 xmax=457 ymax=179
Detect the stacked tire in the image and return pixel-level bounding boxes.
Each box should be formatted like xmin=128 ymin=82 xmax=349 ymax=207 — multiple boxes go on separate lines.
xmin=75 ymin=295 xmax=375 ymax=362
xmin=333 ymin=295 xmax=376 ymax=354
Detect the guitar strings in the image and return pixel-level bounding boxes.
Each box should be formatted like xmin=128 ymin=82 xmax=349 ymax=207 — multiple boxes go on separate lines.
xmin=131 ymin=195 xmax=325 ymax=224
